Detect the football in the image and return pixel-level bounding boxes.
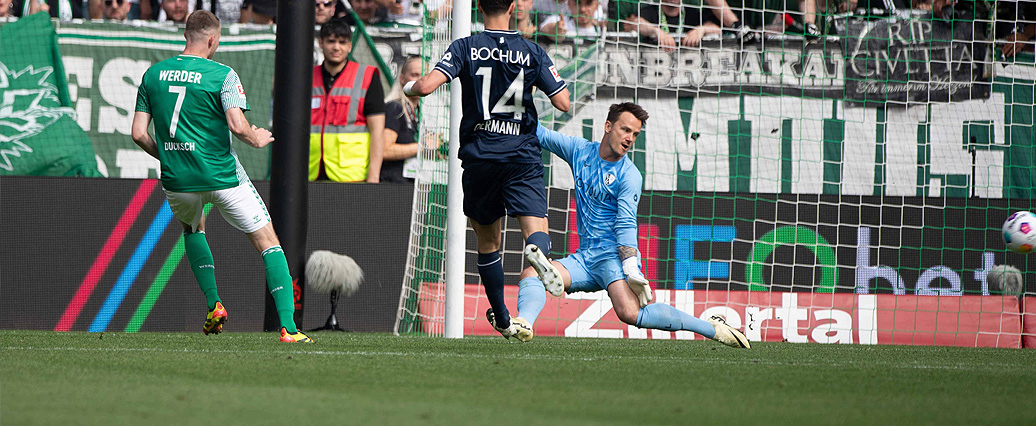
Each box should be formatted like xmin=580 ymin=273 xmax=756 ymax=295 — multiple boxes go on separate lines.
xmin=1003 ymin=211 xmax=1036 ymax=254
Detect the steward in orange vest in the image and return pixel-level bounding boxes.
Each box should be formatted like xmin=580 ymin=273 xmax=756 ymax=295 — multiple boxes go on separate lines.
xmin=311 ymin=19 xmax=385 ymax=182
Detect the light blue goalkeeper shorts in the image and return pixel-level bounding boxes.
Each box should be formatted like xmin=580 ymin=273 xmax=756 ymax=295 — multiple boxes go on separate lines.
xmin=559 ymin=247 xmax=626 ymax=294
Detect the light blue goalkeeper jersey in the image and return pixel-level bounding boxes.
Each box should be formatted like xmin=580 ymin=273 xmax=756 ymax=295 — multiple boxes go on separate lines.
xmin=536 ymin=124 xmax=642 ymax=251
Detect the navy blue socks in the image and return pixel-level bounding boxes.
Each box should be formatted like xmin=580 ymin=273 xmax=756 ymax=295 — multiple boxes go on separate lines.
xmin=477 ymin=251 xmax=509 ymax=329
xmin=526 ymin=231 xmax=551 ymax=256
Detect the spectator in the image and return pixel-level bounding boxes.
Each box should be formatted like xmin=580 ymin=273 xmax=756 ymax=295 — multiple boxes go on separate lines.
xmin=89 ymin=0 xmax=156 ymax=20
xmin=747 ymin=0 xmax=820 ymax=41
xmin=790 ymin=0 xmax=821 ymax=40
xmin=352 ymin=0 xmax=404 ymax=20
xmin=854 ymin=0 xmax=908 ymax=15
xmin=0 ymin=0 xmax=13 ymax=18
xmin=608 ymin=0 xmax=638 ymax=31
xmin=1003 ymin=24 xmax=1036 ymax=57
xmin=381 ymin=56 xmax=434 ymax=183
xmin=350 ymin=0 xmax=387 ymax=25
xmin=625 ymin=0 xmax=722 ymax=49
xmin=379 ymin=0 xmax=404 ymax=15
xmin=157 ymin=0 xmax=188 ymax=21
xmin=311 ymin=18 xmax=386 ymax=183
xmin=703 ymin=0 xmax=757 ymax=42
xmin=141 ymin=0 xmax=241 ymax=22
xmin=425 ymin=0 xmax=451 ymax=19
xmin=539 ymin=0 xmax=603 ymax=42
xmin=11 ymin=0 xmax=85 ymax=19
xmin=931 ymin=0 xmax=984 ymax=20
xmin=532 ymin=0 xmax=604 ymax=22
xmin=316 ymin=0 xmax=337 ymax=24
xmin=387 ymin=0 xmax=423 ymax=23
xmin=514 ymin=0 xmax=537 ymax=37
xmin=240 ymin=0 xmax=275 ymax=23
xmin=998 ymin=1 xmax=1036 ymax=58
xmin=206 ymin=0 xmax=244 ymax=23
xmin=136 ymin=0 xmax=158 ymax=19
xmin=626 ymin=0 xmax=756 ymax=45
xmin=102 ymin=0 xmax=131 ymax=19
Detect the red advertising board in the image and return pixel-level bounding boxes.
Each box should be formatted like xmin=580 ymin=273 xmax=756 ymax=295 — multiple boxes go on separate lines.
xmin=1023 ymin=298 xmax=1036 ymax=349
xmin=418 ymin=284 xmax=1022 ymax=348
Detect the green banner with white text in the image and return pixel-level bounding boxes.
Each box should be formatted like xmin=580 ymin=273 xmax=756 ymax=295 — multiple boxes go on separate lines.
xmin=538 ymin=41 xmax=1036 ymax=200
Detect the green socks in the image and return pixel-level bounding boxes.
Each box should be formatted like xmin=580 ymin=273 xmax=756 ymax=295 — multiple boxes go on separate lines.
xmin=184 ymin=232 xmax=220 ymax=310
xmin=262 ymin=246 xmax=298 ymax=333
xmin=185 ymin=236 xmax=298 ymax=333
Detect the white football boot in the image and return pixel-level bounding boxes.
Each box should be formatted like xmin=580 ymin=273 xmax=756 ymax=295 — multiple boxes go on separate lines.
xmin=485 ymin=309 xmax=533 ymax=342
xmin=524 ymin=244 xmax=565 ymax=297
xmin=708 ymin=315 xmax=751 ymax=349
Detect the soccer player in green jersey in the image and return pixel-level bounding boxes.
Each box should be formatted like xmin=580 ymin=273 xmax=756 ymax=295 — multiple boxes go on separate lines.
xmin=131 ymin=10 xmax=312 ymax=343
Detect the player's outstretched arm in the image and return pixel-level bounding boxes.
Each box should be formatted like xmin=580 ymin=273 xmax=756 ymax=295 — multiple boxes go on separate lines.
xmin=131 ymin=111 xmax=160 ymax=160
xmin=549 ymin=87 xmax=571 ymax=113
xmin=403 ymin=70 xmax=450 ymax=98
xmin=535 ymin=124 xmax=578 ymax=163
xmin=225 ymin=107 xmax=274 ymax=148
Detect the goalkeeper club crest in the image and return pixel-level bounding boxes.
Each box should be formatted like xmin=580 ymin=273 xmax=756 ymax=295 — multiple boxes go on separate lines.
xmin=604 ymin=173 xmax=616 ymax=185
xmin=0 ymin=62 xmax=75 ymax=171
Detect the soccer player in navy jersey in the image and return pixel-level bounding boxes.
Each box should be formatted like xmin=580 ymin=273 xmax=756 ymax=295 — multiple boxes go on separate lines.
xmin=514 ymin=103 xmax=751 ymax=348
xmin=404 ymin=0 xmax=571 ymax=341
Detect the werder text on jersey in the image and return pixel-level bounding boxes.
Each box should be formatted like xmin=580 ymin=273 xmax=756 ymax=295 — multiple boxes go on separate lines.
xmin=159 ymin=70 xmax=203 ymax=84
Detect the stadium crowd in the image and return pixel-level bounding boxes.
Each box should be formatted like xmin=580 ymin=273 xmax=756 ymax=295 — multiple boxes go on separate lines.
xmin=0 ymin=0 xmax=1023 ymax=40
xmin=2 ymin=0 xmax=1031 ymax=53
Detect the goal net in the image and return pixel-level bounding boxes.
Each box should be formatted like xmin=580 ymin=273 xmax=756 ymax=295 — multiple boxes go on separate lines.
xmin=396 ymin=0 xmax=1036 ymax=347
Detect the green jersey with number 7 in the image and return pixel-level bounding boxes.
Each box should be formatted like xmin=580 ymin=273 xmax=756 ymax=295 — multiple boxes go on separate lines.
xmin=135 ymin=55 xmax=251 ymax=192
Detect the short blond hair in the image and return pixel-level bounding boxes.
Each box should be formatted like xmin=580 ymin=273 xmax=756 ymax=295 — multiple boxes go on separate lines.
xmin=185 ymin=10 xmax=220 ymax=42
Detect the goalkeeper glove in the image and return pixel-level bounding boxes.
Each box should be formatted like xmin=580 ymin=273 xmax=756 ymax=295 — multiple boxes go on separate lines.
xmin=403 ymin=81 xmax=417 ymax=97
xmin=622 ymin=255 xmax=653 ymax=308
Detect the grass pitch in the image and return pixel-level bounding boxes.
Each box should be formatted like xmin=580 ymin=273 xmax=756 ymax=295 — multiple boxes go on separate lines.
xmin=2 ymin=331 xmax=1034 ymax=426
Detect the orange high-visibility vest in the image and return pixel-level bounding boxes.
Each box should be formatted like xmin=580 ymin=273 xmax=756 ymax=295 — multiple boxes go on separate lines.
xmin=310 ymin=62 xmax=377 ymax=182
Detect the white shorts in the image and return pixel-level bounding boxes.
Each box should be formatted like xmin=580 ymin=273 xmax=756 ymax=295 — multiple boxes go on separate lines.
xmin=164 ymin=180 xmax=271 ymax=234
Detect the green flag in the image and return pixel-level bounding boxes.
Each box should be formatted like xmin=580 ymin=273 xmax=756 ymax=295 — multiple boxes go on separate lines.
xmin=0 ymin=13 xmax=100 ymax=177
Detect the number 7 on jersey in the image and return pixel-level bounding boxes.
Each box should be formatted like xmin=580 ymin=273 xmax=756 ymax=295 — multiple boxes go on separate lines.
xmin=168 ymin=85 xmax=187 ymax=139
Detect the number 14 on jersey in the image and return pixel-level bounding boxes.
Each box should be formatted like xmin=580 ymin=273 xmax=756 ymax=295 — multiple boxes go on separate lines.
xmin=475 ymin=67 xmax=524 ymax=121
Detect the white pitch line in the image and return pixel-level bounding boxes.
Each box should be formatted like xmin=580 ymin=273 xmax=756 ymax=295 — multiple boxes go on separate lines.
xmin=0 ymin=345 xmax=1024 ymax=372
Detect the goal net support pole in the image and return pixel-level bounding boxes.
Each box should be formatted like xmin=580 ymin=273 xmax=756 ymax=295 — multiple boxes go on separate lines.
xmin=444 ymin=0 xmax=473 ymax=339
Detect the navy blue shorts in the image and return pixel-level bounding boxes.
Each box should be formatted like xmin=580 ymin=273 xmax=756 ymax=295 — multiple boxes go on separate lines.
xmin=462 ymin=162 xmax=547 ymax=225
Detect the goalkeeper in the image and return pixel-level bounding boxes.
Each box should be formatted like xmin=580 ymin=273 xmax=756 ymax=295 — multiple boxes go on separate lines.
xmin=504 ymin=103 xmax=750 ymax=348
